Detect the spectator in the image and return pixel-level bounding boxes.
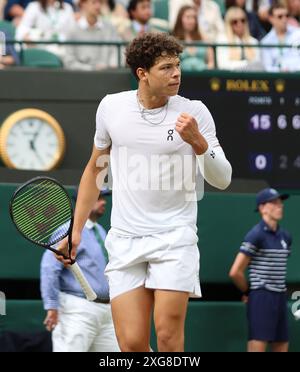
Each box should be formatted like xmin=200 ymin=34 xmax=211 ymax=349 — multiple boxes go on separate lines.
xmin=169 ymin=0 xmax=225 ymax=41
xmin=4 ymin=0 xmax=73 ymax=24
xmin=16 ymin=0 xmax=76 ymax=57
xmin=63 ymin=0 xmax=120 ymax=70
xmin=261 ymin=2 xmax=300 ymax=71
xmin=0 ymin=29 xmax=20 ymax=68
xmin=172 ymin=5 xmax=214 ymax=70
xmin=234 ymin=0 xmax=273 ymax=32
xmin=226 ymin=0 xmax=266 ymax=39
xmin=216 ymin=7 xmax=261 ymax=70
xmin=122 ymin=0 xmax=162 ymax=41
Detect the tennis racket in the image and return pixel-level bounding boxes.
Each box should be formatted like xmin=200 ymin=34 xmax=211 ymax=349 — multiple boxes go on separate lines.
xmin=9 ymin=176 xmax=97 ymax=301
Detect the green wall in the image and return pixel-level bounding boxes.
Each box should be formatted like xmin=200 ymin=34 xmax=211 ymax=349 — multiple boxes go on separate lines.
xmin=1 ymin=300 xmax=299 ymax=352
xmin=1 ymin=183 xmax=299 ymax=283
xmin=198 ymin=192 xmax=300 ymax=283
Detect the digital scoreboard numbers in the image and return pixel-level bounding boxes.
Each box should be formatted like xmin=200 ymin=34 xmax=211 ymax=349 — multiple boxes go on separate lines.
xmin=181 ymin=74 xmax=300 ymax=188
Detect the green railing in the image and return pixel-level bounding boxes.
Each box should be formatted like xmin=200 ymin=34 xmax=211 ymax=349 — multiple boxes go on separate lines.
xmin=5 ymin=39 xmax=300 ymax=69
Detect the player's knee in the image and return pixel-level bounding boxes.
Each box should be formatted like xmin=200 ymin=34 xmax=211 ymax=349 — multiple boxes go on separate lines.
xmin=117 ymin=334 xmax=148 ymax=352
xmin=156 ymin=324 xmax=183 ymax=351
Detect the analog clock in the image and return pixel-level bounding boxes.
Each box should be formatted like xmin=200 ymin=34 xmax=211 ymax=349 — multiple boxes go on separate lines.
xmin=0 ymin=109 xmax=66 ymax=170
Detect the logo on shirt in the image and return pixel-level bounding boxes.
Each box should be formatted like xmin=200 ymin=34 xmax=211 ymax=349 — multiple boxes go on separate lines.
xmin=167 ymin=129 xmax=174 ymax=141
xmin=281 ymin=239 xmax=288 ymax=249
xmin=210 ymin=150 xmax=216 ymax=159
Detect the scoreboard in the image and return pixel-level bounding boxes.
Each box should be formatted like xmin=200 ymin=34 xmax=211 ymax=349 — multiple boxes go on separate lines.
xmin=181 ymin=72 xmax=300 ymax=189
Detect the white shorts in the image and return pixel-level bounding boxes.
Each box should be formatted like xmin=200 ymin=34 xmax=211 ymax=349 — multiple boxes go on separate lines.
xmin=104 ymin=225 xmax=201 ymax=301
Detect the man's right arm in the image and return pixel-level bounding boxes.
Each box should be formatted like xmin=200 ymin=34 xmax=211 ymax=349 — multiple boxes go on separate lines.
xmin=56 ymin=145 xmax=110 ymax=264
xmin=229 ymin=252 xmax=251 ymax=294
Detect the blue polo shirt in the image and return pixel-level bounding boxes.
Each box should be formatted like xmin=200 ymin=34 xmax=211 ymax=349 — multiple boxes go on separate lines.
xmin=240 ymin=220 xmax=292 ymax=293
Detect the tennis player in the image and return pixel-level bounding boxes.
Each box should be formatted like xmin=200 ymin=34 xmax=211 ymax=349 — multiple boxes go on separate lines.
xmin=57 ymin=32 xmax=232 ymax=352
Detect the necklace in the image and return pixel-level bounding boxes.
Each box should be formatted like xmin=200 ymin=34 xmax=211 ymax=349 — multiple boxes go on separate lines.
xmin=136 ymin=93 xmax=169 ymax=125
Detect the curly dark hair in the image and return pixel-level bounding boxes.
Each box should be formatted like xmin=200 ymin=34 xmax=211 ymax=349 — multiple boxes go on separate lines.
xmin=125 ymin=33 xmax=183 ymax=79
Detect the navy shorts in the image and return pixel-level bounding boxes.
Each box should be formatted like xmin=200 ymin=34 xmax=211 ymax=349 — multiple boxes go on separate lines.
xmin=247 ymin=289 xmax=289 ymax=342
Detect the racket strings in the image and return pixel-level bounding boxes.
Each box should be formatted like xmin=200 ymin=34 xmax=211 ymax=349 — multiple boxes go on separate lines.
xmin=11 ymin=179 xmax=72 ymax=246
xmin=13 ymin=196 xmax=70 ymax=237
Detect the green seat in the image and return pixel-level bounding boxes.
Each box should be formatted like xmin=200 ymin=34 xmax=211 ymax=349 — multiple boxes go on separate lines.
xmin=21 ymin=48 xmax=62 ymax=68
xmin=0 ymin=20 xmax=16 ymax=38
xmin=153 ymin=0 xmax=169 ymax=21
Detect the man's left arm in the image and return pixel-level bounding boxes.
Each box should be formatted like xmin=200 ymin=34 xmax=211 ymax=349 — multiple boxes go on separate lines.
xmin=176 ymin=112 xmax=232 ymax=190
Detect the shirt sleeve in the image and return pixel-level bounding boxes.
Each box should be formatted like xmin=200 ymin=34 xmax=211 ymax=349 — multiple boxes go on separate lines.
xmin=40 ymin=250 xmax=64 ymax=310
xmin=193 ymin=100 xmax=232 ymax=190
xmin=239 ymin=230 xmax=260 ymax=257
xmin=193 ymin=100 xmax=220 ymax=148
xmin=94 ymin=96 xmax=112 ymax=150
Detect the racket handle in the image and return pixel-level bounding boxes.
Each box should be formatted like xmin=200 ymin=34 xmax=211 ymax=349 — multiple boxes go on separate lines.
xmin=68 ymin=262 xmax=97 ymax=301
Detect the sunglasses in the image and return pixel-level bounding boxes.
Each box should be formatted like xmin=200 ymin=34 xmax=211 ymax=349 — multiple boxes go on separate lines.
xmin=231 ymin=18 xmax=246 ymax=26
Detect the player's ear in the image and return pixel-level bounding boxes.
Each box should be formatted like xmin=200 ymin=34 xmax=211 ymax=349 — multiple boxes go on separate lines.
xmin=136 ymin=67 xmax=147 ymax=82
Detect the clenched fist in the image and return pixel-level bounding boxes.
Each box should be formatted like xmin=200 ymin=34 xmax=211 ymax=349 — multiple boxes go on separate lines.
xmin=175 ymin=113 xmax=208 ymax=155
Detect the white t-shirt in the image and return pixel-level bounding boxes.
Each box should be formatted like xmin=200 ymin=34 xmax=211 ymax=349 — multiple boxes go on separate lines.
xmin=94 ymin=90 xmax=220 ymax=236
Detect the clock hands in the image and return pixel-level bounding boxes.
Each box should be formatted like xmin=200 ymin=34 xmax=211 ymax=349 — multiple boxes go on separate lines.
xmin=29 ymin=123 xmax=44 ymax=166
xmin=29 ymin=141 xmax=44 ymax=166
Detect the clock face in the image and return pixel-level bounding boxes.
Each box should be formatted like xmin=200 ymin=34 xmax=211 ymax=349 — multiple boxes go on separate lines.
xmin=0 ymin=109 xmax=65 ymax=170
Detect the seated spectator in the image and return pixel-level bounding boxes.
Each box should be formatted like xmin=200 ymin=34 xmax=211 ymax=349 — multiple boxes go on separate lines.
xmin=261 ymin=3 xmax=300 ymax=71
xmin=286 ymin=0 xmax=300 ymax=27
xmin=169 ymin=0 xmax=225 ymax=41
xmin=226 ymin=0 xmax=266 ymax=40
xmin=172 ymin=5 xmax=214 ymax=70
xmin=216 ymin=6 xmax=261 ymax=70
xmin=4 ymin=0 xmax=73 ymax=24
xmin=16 ymin=0 xmax=75 ymax=57
xmin=0 ymin=29 xmax=20 ymax=67
xmin=63 ymin=0 xmax=120 ymax=70
xmin=122 ymin=0 xmax=162 ymax=41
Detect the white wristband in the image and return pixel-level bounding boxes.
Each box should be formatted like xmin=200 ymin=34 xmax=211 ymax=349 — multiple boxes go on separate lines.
xmin=196 ymin=146 xmax=232 ymax=190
